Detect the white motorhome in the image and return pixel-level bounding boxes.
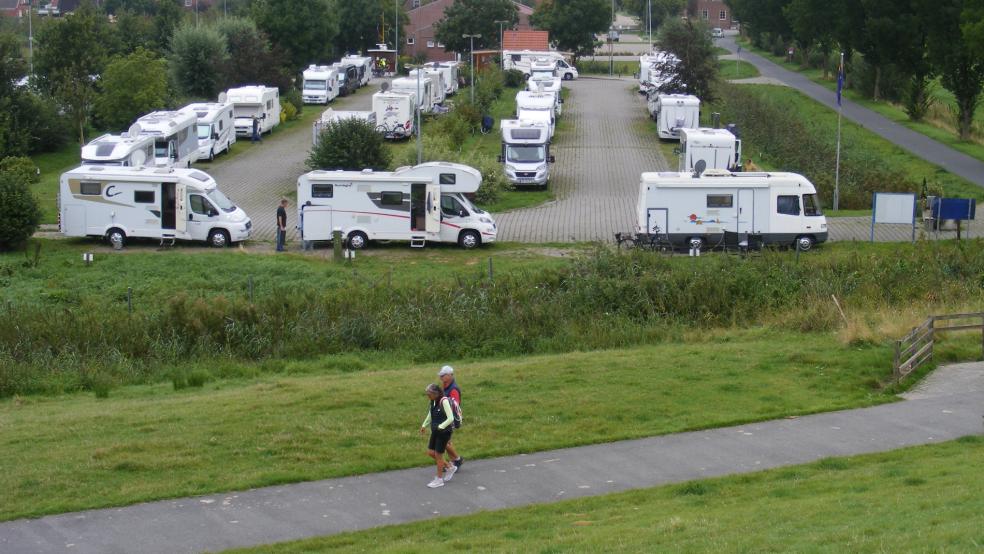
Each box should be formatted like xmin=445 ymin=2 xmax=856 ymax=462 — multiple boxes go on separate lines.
xmin=342 ymin=55 xmax=373 ymax=87
xmin=529 ymin=58 xmax=557 ymax=79
xmin=297 ymin=162 xmax=497 ymax=249
xmin=499 ymin=120 xmax=554 ymax=188
xmin=650 ymin=94 xmax=700 ymax=140
xmin=59 ymin=165 xmax=252 ymax=248
xmin=188 ymin=102 xmax=236 ymax=162
xmin=372 ymin=90 xmax=417 ymax=139
xmin=516 ymin=90 xmax=557 ymax=138
xmin=80 ymin=132 xmax=155 ymax=167
xmin=408 ymin=68 xmax=447 ymax=107
xmin=302 ymin=65 xmax=340 ymax=105
xmin=635 ymin=170 xmax=828 ymax=251
xmin=135 ymin=110 xmax=199 ymax=168
xmin=430 ymin=62 xmax=459 ymax=95
xmin=639 ymin=52 xmax=677 ymax=93
xmin=312 ymin=108 xmax=377 ymax=146
xmin=391 ymin=77 xmax=434 ymax=114
xmin=504 ymin=50 xmax=578 ymax=80
xmin=527 ymin=74 xmax=563 ymax=115
xmin=678 ymin=128 xmax=742 ymax=172
xmin=225 ymin=86 xmax=281 ymax=137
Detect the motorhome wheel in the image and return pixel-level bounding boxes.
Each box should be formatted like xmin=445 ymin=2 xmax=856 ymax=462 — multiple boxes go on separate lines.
xmin=795 ymin=235 xmax=815 ymax=251
xmin=458 ymin=230 xmax=480 ymax=249
xmin=348 ymin=231 xmax=368 ymax=250
xmin=208 ymin=229 xmax=230 ymax=248
xmin=107 ymin=228 xmax=126 ymax=249
xmin=688 ymin=237 xmax=704 ymax=251
xmin=562 ymin=73 xmax=573 ymax=81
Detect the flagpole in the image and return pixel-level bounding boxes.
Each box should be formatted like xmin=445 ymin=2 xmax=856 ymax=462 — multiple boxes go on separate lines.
xmin=834 ymin=52 xmax=844 ymax=212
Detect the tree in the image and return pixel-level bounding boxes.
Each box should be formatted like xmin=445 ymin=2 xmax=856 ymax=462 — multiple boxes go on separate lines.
xmin=926 ymin=0 xmax=984 ymax=140
xmin=115 ymin=9 xmax=158 ymax=55
xmin=95 ymin=48 xmax=169 ymax=131
xmin=531 ymin=0 xmax=609 ymax=61
xmin=728 ymin=0 xmax=792 ymax=47
xmin=337 ymin=0 xmax=407 ymax=55
xmin=214 ymin=17 xmax=290 ymax=91
xmin=153 ymin=0 xmax=185 ymax=53
xmin=308 ymin=119 xmax=390 ymax=171
xmin=655 ymin=18 xmax=718 ymax=101
xmin=168 ymin=24 xmax=228 ymax=99
xmin=783 ymin=0 xmax=834 ymax=76
xmin=964 ymin=0 xmax=984 ymax=56
xmin=622 ymin=0 xmax=685 ymax=37
xmin=0 ymin=162 xmax=42 ymax=251
xmin=251 ymin=0 xmax=338 ymax=70
xmin=434 ymin=0 xmax=519 ymax=53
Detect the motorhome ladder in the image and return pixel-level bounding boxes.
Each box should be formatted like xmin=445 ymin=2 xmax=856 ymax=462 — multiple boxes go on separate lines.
xmin=410 ymin=235 xmax=427 ymax=248
xmin=160 ymin=233 xmax=176 ymax=248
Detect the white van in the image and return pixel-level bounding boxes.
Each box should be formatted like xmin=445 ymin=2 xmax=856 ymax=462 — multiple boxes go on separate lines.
xmin=302 ymin=65 xmax=340 ymax=105
xmin=639 ymin=51 xmax=677 ymax=93
xmin=372 ymin=90 xmax=417 ymax=139
xmin=431 ymin=62 xmax=459 ymax=95
xmin=391 ymin=77 xmax=434 ymax=114
xmin=80 ymin=133 xmax=155 ymax=167
xmin=649 ymin=94 xmax=700 ymax=140
xmin=297 ymin=162 xmax=497 ymax=249
xmin=188 ymin=102 xmax=236 ymax=162
xmin=225 ymin=86 xmax=281 ymax=137
xmin=678 ymin=128 xmax=742 ymax=172
xmin=408 ymin=68 xmax=447 ymax=107
xmin=59 ymin=165 xmax=252 ymax=248
xmin=516 ymin=90 xmax=557 ymax=138
xmin=135 ymin=110 xmax=199 ymax=168
xmin=342 ymin=55 xmax=373 ymax=87
xmin=504 ymin=50 xmax=578 ymax=80
xmin=635 ymin=170 xmax=828 ymax=251
xmin=499 ymin=119 xmax=554 ymax=188
xmin=313 ymin=109 xmax=376 ymax=146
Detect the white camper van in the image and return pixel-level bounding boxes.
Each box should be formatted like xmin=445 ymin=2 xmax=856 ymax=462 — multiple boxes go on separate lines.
xmin=80 ymin=133 xmax=155 ymax=167
xmin=342 ymin=55 xmax=373 ymax=87
xmin=135 ymin=110 xmax=199 ymax=168
xmin=430 ymin=62 xmax=459 ymax=95
xmin=188 ymin=102 xmax=236 ymax=162
xmin=678 ymin=128 xmax=742 ymax=172
xmin=499 ymin=120 xmax=554 ymax=188
xmin=297 ymin=162 xmax=497 ymax=249
xmin=516 ymin=91 xmax=557 ymax=138
xmin=226 ymin=86 xmax=281 ymax=137
xmin=302 ymin=65 xmax=340 ymax=105
xmin=650 ymin=94 xmax=700 ymax=140
xmin=639 ymin=52 xmax=678 ymax=93
xmin=372 ymin=90 xmax=417 ymax=139
xmin=635 ymin=170 xmax=828 ymax=251
xmin=504 ymin=50 xmax=578 ymax=80
xmin=391 ymin=77 xmax=434 ymax=114
xmin=408 ymin=68 xmax=447 ymax=107
xmin=312 ymin=108 xmax=377 ymax=146
xmin=59 ymin=165 xmax=252 ymax=248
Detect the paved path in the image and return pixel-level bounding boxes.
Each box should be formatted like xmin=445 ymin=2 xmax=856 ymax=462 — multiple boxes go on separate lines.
xmin=2 ymin=364 xmax=981 ymax=554
xmin=719 ymin=36 xmax=984 ymax=190
xmin=496 ymin=77 xmax=668 ymax=242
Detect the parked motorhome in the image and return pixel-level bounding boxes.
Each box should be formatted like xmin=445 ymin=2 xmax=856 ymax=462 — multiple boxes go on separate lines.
xmin=649 ymin=94 xmax=700 ymax=140
xmin=342 ymin=55 xmax=373 ymax=87
xmin=678 ymin=128 xmax=742 ymax=172
xmin=639 ymin=52 xmax=677 ymax=93
xmin=372 ymin=90 xmax=417 ymax=139
xmin=408 ymin=68 xmax=447 ymax=107
xmin=301 ymin=65 xmax=340 ymax=105
xmin=60 ymin=165 xmax=252 ymax=248
xmin=80 ymin=133 xmax=155 ymax=167
xmin=430 ymin=62 xmax=459 ymax=95
xmin=225 ymin=86 xmax=281 ymax=137
xmin=504 ymin=50 xmax=578 ymax=80
xmin=391 ymin=77 xmax=434 ymax=114
xmin=296 ymin=162 xmax=497 ymax=249
xmin=135 ymin=110 xmax=199 ymax=168
xmin=332 ymin=62 xmax=360 ymax=96
xmin=188 ymin=102 xmax=236 ymax=161
xmin=312 ymin=109 xmax=377 ymax=146
xmin=529 ymin=58 xmax=557 ymax=79
xmin=499 ymin=119 xmax=554 ymax=188
xmin=516 ymin=91 xmax=557 ymax=137
xmin=634 ymin=170 xmax=828 ymax=251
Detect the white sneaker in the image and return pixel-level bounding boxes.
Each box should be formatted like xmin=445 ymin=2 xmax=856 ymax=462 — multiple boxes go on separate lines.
xmin=427 ymin=477 xmax=444 ymax=488
xmin=443 ymin=464 xmax=458 ymax=482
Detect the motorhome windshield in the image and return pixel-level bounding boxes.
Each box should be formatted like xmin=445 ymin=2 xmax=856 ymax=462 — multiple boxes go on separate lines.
xmin=506 ymin=145 xmax=545 ymax=163
xmin=207 ymin=189 xmax=236 ymax=212
xmin=233 ymin=105 xmax=261 ymax=118
xmin=803 ymin=193 xmax=823 ymax=216
xmin=304 ymin=79 xmax=327 ymax=90
xmin=457 ymin=193 xmax=485 ymax=214
xmin=197 ymin=124 xmax=211 ymax=140
xmin=154 ymin=139 xmax=168 ymax=158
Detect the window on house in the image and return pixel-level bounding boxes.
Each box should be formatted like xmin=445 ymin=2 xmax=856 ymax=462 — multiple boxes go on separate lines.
xmin=427 ymin=41 xmax=435 ymax=48
xmin=80 ymin=182 xmax=101 ymax=195
xmin=381 ymin=192 xmax=403 ymax=206
xmin=720 ymin=10 xmax=727 ymax=20
xmin=134 ymin=190 xmax=155 ymax=203
xmin=437 ymin=42 xmax=445 ymax=48
xmin=311 ymin=184 xmax=333 ymax=198
xmin=777 ymin=195 xmax=801 ymax=216
xmin=702 ymin=9 xmax=708 ymax=19
xmin=407 ymin=37 xmax=415 ymax=45
xmin=706 ymin=194 xmax=733 ymax=208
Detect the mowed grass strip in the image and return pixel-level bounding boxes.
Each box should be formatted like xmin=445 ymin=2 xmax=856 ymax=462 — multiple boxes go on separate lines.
xmin=228 ymin=436 xmax=984 ymax=553
xmin=0 ymin=330 xmax=893 ymax=521
xmin=718 ymin=59 xmax=760 ymax=80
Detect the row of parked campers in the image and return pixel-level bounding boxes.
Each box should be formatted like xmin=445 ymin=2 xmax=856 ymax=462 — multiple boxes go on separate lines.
xmin=301 ymin=55 xmax=374 ymax=104
xmin=80 ymin=86 xmax=281 ymax=169
xmin=371 ymin=62 xmax=460 ymax=140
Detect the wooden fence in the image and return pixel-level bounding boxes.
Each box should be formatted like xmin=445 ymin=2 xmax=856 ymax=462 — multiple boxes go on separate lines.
xmin=893 ymin=312 xmax=984 ymax=382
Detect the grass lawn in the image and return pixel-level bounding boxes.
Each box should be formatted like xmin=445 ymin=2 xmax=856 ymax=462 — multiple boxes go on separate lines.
xmin=575 ymin=60 xmax=637 ymax=76
xmin=230 ymin=436 xmax=984 ymax=553
xmin=718 ymin=59 xmax=760 ymax=80
xmin=31 ymin=143 xmax=81 ymax=225
xmin=0 ymin=327 xmax=908 ymax=521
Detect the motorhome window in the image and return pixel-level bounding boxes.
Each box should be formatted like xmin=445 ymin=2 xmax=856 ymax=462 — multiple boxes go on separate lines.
xmin=190 ymin=194 xmax=209 ymax=215
xmin=312 ymin=184 xmax=333 ymax=198
xmin=177 ymin=128 xmax=189 ymax=143
xmin=706 ymin=194 xmax=733 ymax=208
xmin=441 ymin=195 xmax=468 ymax=217
xmin=304 ymin=79 xmax=327 ymax=90
xmin=777 ymin=195 xmax=801 ymax=216
xmin=506 ymin=145 xmax=546 ymax=163
xmin=380 ymin=191 xmax=403 ymax=206
xmin=207 ymin=189 xmax=236 ymax=212
xmin=197 ymin=124 xmax=211 ymax=140
xmin=511 ymin=129 xmax=541 ymax=140
xmin=234 ymin=106 xmax=260 ymax=118
xmin=439 ymin=173 xmax=456 ymax=185
xmin=266 ymin=100 xmax=272 ymax=109
xmin=80 ymin=182 xmax=102 ymax=195
xmin=154 ymin=140 xmax=168 ymax=158
xmin=803 ymin=194 xmax=823 ymax=216
xmin=134 ymin=190 xmax=155 ymax=203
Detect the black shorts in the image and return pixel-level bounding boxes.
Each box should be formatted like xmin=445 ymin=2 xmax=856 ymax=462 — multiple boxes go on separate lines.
xmin=428 ymin=428 xmax=453 ymax=454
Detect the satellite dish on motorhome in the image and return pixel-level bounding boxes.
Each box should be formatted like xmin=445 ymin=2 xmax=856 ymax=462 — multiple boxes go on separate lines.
xmin=380 ymin=81 xmax=390 ymax=92
xmin=127 ymin=123 xmax=142 ymax=138
xmin=218 ymin=91 xmax=228 ymax=103
xmin=130 ymin=149 xmax=147 ymax=168
xmin=694 ymin=160 xmax=707 ymax=177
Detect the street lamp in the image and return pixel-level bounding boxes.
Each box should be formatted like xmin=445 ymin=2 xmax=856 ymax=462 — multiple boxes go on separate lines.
xmin=494 ymin=20 xmax=508 ymax=70
xmin=462 ymin=34 xmax=482 ymax=104
xmin=394 ymin=0 xmax=400 ymax=74
xmin=407 ymin=64 xmax=424 ymax=165
xmin=27 ymin=0 xmax=33 ymax=76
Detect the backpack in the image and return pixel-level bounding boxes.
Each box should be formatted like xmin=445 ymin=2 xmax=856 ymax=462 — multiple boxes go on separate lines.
xmin=446 ymin=395 xmax=462 ymax=429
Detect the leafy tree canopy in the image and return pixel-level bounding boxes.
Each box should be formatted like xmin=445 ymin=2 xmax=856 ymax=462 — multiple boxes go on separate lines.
xmin=434 ymin=0 xmax=519 ymax=53
xmin=251 ymin=0 xmax=338 ymax=70
xmin=168 ymin=24 xmax=229 ymax=99
xmin=95 ymin=48 xmax=169 ymax=131
xmin=655 ymin=17 xmax=718 ymax=101
xmin=531 ymin=0 xmax=610 ymax=60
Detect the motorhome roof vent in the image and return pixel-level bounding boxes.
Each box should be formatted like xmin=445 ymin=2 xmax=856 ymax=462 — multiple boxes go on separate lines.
xmin=95 ymin=144 xmax=116 ymax=156
xmin=87 ymin=166 xmax=105 ymax=171
xmin=361 ymin=169 xmax=373 ymax=174
xmin=189 ymin=171 xmax=210 ymax=182
xmin=154 ymin=168 xmax=174 ymax=174
xmin=693 ymin=160 xmax=707 ymax=177
xmin=703 ymin=169 xmax=731 ymax=177
xmin=196 ymin=111 xmax=208 ymax=118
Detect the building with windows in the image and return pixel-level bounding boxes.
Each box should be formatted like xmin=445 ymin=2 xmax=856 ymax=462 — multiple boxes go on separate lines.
xmin=691 ymin=0 xmax=737 ymax=30
xmin=404 ymin=0 xmax=539 ymax=62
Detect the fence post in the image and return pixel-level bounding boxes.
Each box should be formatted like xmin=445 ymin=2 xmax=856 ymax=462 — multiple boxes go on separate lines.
xmin=893 ymin=339 xmax=901 ymax=381
xmin=980 ymin=313 xmax=984 ymax=361
xmin=928 ymin=316 xmax=935 ymax=365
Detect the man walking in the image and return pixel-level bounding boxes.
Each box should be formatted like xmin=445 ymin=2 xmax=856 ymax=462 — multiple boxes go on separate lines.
xmin=251 ymin=116 xmax=262 ymax=143
xmin=276 ymin=199 xmax=288 ymax=252
xmin=438 ymin=365 xmax=464 ymax=470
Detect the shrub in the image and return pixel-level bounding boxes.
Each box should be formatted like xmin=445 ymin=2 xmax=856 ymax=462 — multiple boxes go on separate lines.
xmin=94 ymin=48 xmax=169 ymax=131
xmin=0 ymin=157 xmax=39 ymax=185
xmin=281 ymin=99 xmax=298 ymax=122
xmin=503 ymin=69 xmax=526 ymax=88
xmin=0 ymin=168 xmax=42 ymax=251
xmin=283 ymin=88 xmax=303 ymax=116
xmin=308 ymin=118 xmax=391 ymax=171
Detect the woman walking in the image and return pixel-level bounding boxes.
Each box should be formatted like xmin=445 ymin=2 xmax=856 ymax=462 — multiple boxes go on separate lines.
xmin=420 ymin=383 xmax=457 ymax=488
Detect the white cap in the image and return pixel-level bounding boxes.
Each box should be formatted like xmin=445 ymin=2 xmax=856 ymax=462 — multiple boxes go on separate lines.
xmin=438 ymin=365 xmax=454 ymax=377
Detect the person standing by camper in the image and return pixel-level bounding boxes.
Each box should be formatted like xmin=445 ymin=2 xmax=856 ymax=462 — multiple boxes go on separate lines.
xmin=276 ymin=198 xmax=288 ymax=252
xmin=438 ymin=365 xmax=464 ymax=470
xmin=420 ymin=383 xmax=456 ymax=488
xmin=251 ymin=116 xmax=262 ymax=143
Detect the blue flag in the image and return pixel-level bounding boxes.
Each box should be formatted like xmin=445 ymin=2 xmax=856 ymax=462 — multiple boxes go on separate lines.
xmin=836 ymin=57 xmax=844 ymax=107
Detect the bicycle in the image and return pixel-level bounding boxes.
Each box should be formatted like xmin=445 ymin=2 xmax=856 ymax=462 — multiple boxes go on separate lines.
xmin=614 ymin=226 xmax=673 ymax=254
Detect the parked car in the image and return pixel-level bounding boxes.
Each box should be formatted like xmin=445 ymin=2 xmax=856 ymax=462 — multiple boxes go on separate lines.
xmin=712 ymin=28 xmax=724 ymax=38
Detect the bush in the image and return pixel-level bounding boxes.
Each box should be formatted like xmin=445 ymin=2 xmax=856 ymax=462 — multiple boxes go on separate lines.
xmin=0 ymin=168 xmax=42 ymax=251
xmin=94 ymin=48 xmax=169 ymax=131
xmin=308 ymin=118 xmax=390 ymax=171
xmin=0 ymin=157 xmax=39 ymax=185
xmin=281 ymin=99 xmax=298 ymax=122
xmin=503 ymin=69 xmax=526 ymax=88
xmin=283 ymin=88 xmax=303 ymax=117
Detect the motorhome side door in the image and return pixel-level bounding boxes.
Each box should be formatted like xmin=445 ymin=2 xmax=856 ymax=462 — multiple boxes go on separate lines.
xmin=175 ymin=181 xmax=187 ymax=234
xmin=425 ymin=184 xmax=441 ymax=236
xmin=737 ymin=189 xmax=754 ymax=234
xmin=647 ymin=208 xmax=668 ymax=236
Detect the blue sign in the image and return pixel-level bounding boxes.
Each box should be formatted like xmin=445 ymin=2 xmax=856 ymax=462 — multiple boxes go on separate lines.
xmin=932 ymin=198 xmax=976 ymax=221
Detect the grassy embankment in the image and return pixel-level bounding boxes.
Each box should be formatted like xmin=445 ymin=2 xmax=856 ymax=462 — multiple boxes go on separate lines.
xmin=737 ymin=38 xmax=984 ymax=165
xmin=718 ymin=59 xmax=760 ymax=80
xmin=229 ymin=436 xmax=984 ymax=553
